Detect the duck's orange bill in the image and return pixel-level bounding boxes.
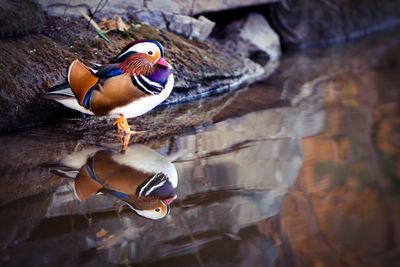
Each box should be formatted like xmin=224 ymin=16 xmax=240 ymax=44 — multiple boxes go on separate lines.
xmin=162 ymin=194 xmax=177 ymax=205
xmin=156 ymin=57 xmax=172 ymax=69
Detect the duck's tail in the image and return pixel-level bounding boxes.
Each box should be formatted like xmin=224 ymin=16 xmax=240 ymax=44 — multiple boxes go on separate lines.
xmin=44 ymin=82 xmax=75 ymax=98
xmin=44 ymin=60 xmax=98 ymax=115
xmin=44 ymin=81 xmax=94 ymax=115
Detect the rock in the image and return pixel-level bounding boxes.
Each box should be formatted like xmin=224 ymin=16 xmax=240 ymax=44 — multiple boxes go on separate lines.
xmin=0 ymin=0 xmax=44 ymax=37
xmin=131 ymin=12 xmax=215 ymax=40
xmin=39 ymin=0 xmax=145 ymax=16
xmin=37 ymin=0 xmax=279 ymax=16
xmin=167 ymin=14 xmax=215 ymax=40
xmin=36 ymin=0 xmax=400 ymax=49
xmin=130 ymin=10 xmax=167 ymax=29
xmin=167 ymin=14 xmax=193 ymax=38
xmin=0 ymin=34 xmax=72 ymax=132
xmin=219 ymin=13 xmax=281 ymax=65
xmin=145 ymin=0 xmax=181 ymax=14
xmin=266 ymin=0 xmax=400 ymax=48
xmin=191 ymin=16 xmax=216 ymax=40
xmin=0 ymin=17 xmax=263 ymax=132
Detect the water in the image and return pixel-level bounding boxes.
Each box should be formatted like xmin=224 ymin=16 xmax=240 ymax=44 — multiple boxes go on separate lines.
xmin=0 ymin=29 xmax=399 ymax=266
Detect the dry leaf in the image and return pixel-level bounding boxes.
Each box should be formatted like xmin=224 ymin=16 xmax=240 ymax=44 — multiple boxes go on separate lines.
xmin=99 ymin=15 xmax=130 ymax=32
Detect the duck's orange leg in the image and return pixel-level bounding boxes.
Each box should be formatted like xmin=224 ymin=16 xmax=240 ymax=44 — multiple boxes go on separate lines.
xmin=113 ymin=115 xmax=145 ymax=150
xmin=113 ymin=115 xmax=132 ymax=150
xmin=113 ymin=115 xmax=132 ymax=135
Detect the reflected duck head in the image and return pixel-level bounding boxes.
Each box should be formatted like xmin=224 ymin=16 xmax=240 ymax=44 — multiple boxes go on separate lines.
xmin=55 ymin=144 xmax=178 ymax=220
xmin=101 ymin=172 xmax=177 ymax=220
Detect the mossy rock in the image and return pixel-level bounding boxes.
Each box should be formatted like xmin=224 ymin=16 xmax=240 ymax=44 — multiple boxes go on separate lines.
xmin=0 ymin=17 xmax=262 ymax=132
xmin=0 ymin=0 xmax=44 ymax=37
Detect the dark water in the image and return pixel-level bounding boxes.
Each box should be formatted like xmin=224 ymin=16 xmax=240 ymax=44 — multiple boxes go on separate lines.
xmin=0 ymin=29 xmax=399 ymax=267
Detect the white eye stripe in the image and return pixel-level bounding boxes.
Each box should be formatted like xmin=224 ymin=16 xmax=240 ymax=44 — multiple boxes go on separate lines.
xmin=129 ymin=205 xmax=168 ymax=220
xmin=123 ymin=42 xmax=160 ymax=57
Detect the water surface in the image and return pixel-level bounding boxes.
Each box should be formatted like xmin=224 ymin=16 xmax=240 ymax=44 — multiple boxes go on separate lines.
xmin=0 ymin=29 xmax=399 ymax=267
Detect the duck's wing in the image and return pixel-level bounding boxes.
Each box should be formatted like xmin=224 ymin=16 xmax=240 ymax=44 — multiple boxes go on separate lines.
xmin=92 ymin=63 xmax=124 ymax=78
xmin=68 ymin=59 xmax=100 ymax=106
xmin=88 ymin=74 xmax=148 ymax=115
xmin=74 ymin=162 xmax=103 ymax=201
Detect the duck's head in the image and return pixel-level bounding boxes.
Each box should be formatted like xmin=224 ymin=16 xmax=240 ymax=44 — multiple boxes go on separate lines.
xmin=102 ymin=172 xmax=177 ymax=220
xmin=111 ymin=40 xmax=172 ymax=76
xmin=122 ymin=193 xmax=177 ymax=220
xmin=122 ymin=172 xmax=177 ymax=220
xmin=57 ymin=145 xmax=178 ymax=220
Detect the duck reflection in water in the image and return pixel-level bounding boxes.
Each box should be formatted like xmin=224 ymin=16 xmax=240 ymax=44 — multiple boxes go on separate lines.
xmin=53 ymin=144 xmax=178 ymax=220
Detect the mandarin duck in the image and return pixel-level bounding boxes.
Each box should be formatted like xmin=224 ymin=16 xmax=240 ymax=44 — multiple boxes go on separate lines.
xmin=45 ymin=40 xmax=174 ymax=148
xmin=52 ymin=144 xmax=178 ymax=220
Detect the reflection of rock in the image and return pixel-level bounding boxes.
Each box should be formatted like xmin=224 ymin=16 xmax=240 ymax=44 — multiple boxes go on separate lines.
xmin=374 ymin=103 xmax=400 ymax=157
xmin=0 ymin=80 xmax=325 ymax=265
xmin=219 ymin=13 xmax=281 ymax=64
xmin=374 ymin=103 xmax=400 ymax=178
xmin=257 ymin=44 xmax=400 ymax=267
xmin=0 ymin=194 xmax=53 ymax=248
xmin=0 ymin=128 xmax=80 ymax=205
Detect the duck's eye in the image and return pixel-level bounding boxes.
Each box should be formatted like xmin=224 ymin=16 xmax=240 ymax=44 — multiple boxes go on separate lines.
xmin=148 ymin=51 xmax=153 ymax=55
xmin=155 ymin=208 xmax=160 ymax=212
